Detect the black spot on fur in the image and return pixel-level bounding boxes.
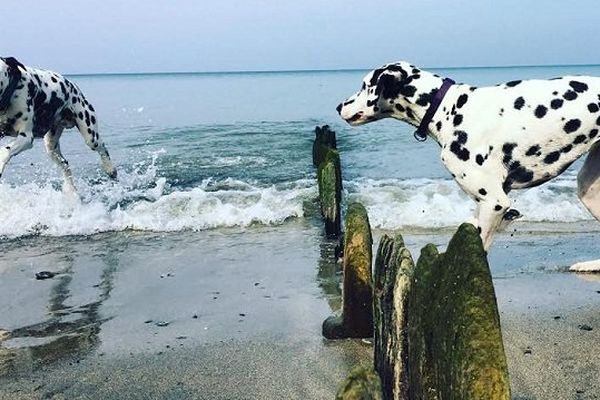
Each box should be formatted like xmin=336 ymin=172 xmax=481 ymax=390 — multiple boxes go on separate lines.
xmin=436 ymin=121 xmax=442 ymax=131
xmin=588 ymin=103 xmax=600 ymax=113
xmin=551 ymin=99 xmax=564 ymax=109
xmin=574 ymin=135 xmax=587 ymax=144
xmin=456 ymin=94 xmax=468 ymax=108
xmin=450 ymin=130 xmax=470 ymax=161
xmin=534 ymin=105 xmax=547 ymax=118
xmin=590 ymin=129 xmax=599 ymax=139
xmin=514 ymin=97 xmax=525 ymax=110
xmin=479 ymin=188 xmax=487 ymax=196
xmin=476 ymin=154 xmax=484 ymax=165
xmin=453 ymin=114 xmax=463 ymax=126
xmin=504 ymin=162 xmax=535 ymax=191
xmin=564 ymin=119 xmax=581 ymax=133
xmin=506 ymin=80 xmax=522 ymax=87
xmin=562 ymin=144 xmax=573 ymax=153
xmin=569 ymin=80 xmax=588 ymax=93
xmin=525 ymin=145 xmax=540 ymax=156
xmin=563 ymin=90 xmax=577 ymax=101
xmin=544 ymin=151 xmax=560 ymax=164
xmin=502 ymin=143 xmax=517 ymax=164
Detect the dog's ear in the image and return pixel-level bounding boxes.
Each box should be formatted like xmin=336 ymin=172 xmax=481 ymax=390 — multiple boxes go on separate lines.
xmin=375 ymin=73 xmax=402 ymax=99
xmin=2 ymin=57 xmax=25 ymax=71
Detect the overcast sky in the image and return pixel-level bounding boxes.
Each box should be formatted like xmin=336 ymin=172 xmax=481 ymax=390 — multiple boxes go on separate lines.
xmin=2 ymin=1 xmax=598 ymax=74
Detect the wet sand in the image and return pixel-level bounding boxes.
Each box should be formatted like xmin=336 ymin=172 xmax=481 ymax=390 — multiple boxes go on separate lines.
xmin=1 ymin=222 xmax=600 ymax=399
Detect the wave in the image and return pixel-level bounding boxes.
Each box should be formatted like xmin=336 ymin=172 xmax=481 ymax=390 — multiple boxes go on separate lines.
xmin=348 ymin=177 xmax=592 ymax=229
xmin=0 ymin=146 xmax=593 ymax=239
xmin=0 ymin=152 xmax=315 ymax=238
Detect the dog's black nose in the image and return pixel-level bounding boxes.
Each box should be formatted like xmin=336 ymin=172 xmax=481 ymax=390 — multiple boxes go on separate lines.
xmin=336 ymin=103 xmax=342 ymax=114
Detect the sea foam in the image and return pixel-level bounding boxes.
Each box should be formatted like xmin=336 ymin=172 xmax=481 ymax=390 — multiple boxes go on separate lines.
xmin=349 ymin=177 xmax=592 ymax=230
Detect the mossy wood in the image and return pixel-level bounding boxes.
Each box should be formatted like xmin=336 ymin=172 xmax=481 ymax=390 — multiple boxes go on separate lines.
xmin=346 ymin=223 xmax=510 ymax=399
xmin=323 ymin=202 xmax=373 ymax=339
xmin=313 ymin=125 xmax=337 ymax=167
xmin=317 ymin=148 xmax=342 ymax=237
xmin=335 ymin=366 xmax=383 ymax=400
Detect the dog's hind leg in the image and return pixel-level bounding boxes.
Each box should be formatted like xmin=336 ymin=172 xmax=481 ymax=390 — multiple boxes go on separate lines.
xmin=0 ymin=130 xmax=34 ymax=178
xmin=571 ymin=141 xmax=600 ymax=272
xmin=73 ymin=103 xmax=117 ymax=179
xmin=44 ymin=127 xmax=76 ymax=194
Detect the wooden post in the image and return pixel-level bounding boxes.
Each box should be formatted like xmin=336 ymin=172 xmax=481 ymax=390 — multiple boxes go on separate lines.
xmin=335 ymin=366 xmax=383 ymax=400
xmin=337 ymin=223 xmax=511 ymax=399
xmin=323 ymin=202 xmax=374 ymax=339
xmin=317 ymin=148 xmax=342 ymax=237
xmin=373 ymin=234 xmax=413 ymax=400
xmin=313 ymin=125 xmax=337 ymax=167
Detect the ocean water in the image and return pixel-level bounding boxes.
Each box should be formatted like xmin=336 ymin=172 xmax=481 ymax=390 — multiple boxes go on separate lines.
xmin=2 ymin=65 xmax=600 ymax=238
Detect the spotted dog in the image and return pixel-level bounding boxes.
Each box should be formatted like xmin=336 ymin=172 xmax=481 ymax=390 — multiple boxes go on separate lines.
xmin=0 ymin=57 xmax=116 ymax=193
xmin=337 ymin=61 xmax=600 ymax=271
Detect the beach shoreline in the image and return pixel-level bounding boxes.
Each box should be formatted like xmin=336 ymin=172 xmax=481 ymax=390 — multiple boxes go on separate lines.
xmin=1 ymin=224 xmax=600 ymax=399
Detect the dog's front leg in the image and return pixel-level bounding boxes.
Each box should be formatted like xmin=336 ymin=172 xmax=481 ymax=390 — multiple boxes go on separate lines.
xmin=448 ymin=158 xmax=511 ymax=251
xmin=0 ymin=130 xmax=34 ymax=178
xmin=474 ymin=193 xmax=511 ymax=250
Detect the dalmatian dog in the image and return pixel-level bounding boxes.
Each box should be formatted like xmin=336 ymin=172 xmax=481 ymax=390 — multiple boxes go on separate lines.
xmin=0 ymin=57 xmax=116 ymax=193
xmin=337 ymin=61 xmax=600 ymax=272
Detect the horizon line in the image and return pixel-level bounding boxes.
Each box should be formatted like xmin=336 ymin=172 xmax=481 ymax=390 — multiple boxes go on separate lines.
xmin=64 ymin=62 xmax=600 ymax=78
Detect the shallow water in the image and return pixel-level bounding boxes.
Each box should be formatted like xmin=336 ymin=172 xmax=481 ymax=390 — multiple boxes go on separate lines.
xmin=2 ymin=65 xmax=600 ymax=383
xmin=2 ymin=65 xmax=600 ymax=238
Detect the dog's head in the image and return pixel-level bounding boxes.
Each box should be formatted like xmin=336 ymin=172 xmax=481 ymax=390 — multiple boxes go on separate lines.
xmin=337 ymin=61 xmax=431 ymax=127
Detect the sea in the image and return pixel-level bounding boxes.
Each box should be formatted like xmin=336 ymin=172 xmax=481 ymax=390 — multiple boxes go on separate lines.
xmin=1 ymin=64 xmax=599 ymax=238
xmin=3 ymin=65 xmax=600 ymax=382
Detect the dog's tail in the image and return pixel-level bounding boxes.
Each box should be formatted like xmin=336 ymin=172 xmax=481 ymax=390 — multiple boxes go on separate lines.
xmin=68 ymin=83 xmax=117 ymax=179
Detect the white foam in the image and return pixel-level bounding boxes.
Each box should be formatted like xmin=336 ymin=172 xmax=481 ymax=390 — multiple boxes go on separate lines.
xmin=0 ymin=152 xmax=315 ymax=238
xmin=349 ymin=177 xmax=592 ymax=230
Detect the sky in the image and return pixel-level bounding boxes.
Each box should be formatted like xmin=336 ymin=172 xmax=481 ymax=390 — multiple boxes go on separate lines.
xmin=2 ymin=0 xmax=599 ymax=74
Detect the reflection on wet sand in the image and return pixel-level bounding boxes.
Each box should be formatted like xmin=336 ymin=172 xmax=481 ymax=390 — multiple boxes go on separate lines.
xmin=0 ymin=252 xmax=118 ymax=376
xmin=317 ymin=236 xmax=342 ymax=312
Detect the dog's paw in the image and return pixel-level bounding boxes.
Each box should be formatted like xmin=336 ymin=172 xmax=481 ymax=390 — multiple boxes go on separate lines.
xmin=503 ymin=208 xmax=522 ymax=221
xmin=108 ymin=169 xmax=117 ymax=180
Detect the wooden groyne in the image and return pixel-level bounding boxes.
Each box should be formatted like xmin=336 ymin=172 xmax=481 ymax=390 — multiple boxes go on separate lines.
xmin=313 ymin=125 xmax=342 ymax=237
xmin=322 ymin=203 xmax=374 ymax=339
xmin=337 ymin=224 xmax=511 ymax=399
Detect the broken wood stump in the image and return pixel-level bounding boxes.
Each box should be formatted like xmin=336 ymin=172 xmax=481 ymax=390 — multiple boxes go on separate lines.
xmin=313 ymin=125 xmax=337 ymax=167
xmin=323 ymin=202 xmax=373 ymax=339
xmin=336 ymin=223 xmax=511 ymax=399
xmin=313 ymin=125 xmax=342 ymax=237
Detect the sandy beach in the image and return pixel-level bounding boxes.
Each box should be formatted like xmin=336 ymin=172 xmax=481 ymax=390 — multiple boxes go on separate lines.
xmin=0 ymin=221 xmax=599 ymax=399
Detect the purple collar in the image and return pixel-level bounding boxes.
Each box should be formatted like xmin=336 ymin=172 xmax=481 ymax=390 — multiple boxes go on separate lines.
xmin=414 ymin=78 xmax=455 ymax=141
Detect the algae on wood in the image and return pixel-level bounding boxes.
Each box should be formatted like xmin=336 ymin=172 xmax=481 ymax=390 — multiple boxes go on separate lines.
xmin=323 ymin=202 xmax=373 ymax=339
xmin=335 ymin=366 xmax=383 ymax=400
xmin=317 ymin=148 xmax=342 ymax=237
xmin=373 ymin=234 xmax=413 ymax=400
xmin=407 ymin=223 xmax=510 ymax=399
xmin=313 ymin=125 xmax=337 ymax=167
xmin=346 ymin=223 xmax=510 ymax=400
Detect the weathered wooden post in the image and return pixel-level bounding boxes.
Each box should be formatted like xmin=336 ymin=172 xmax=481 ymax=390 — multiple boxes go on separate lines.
xmin=317 ymin=148 xmax=342 ymax=237
xmin=336 ymin=223 xmax=511 ymax=399
xmin=313 ymin=125 xmax=342 ymax=237
xmin=313 ymin=125 xmax=337 ymax=167
xmin=336 ymin=366 xmax=383 ymax=400
xmin=373 ymin=234 xmax=413 ymax=399
xmin=323 ymin=202 xmax=374 ymax=339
